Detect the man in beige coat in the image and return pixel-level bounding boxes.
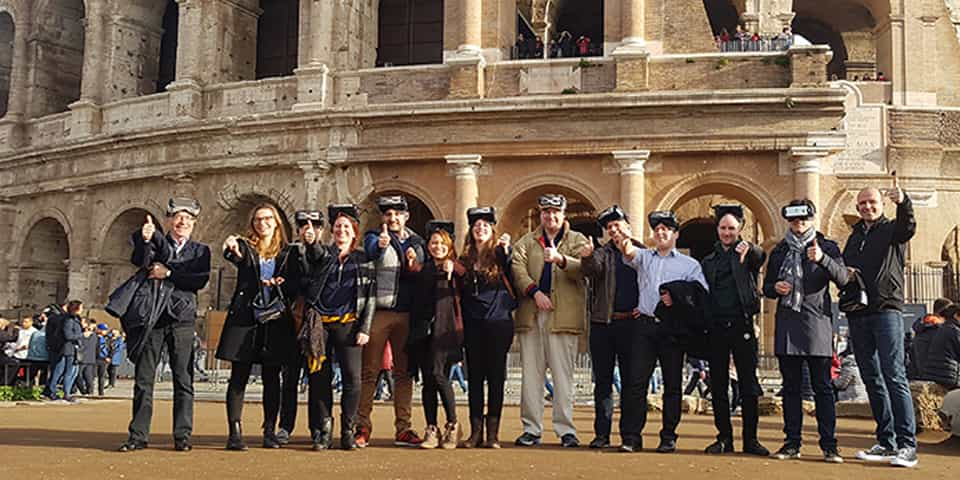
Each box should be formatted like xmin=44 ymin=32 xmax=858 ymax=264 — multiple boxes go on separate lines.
xmin=511 ymin=194 xmax=589 ymax=447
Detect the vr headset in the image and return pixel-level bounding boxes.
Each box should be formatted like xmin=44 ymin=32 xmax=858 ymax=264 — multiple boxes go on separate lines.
xmin=713 ymin=204 xmax=744 ymax=223
xmin=328 ymin=204 xmax=360 ymax=223
xmin=377 ymin=195 xmax=408 ymax=213
xmin=426 ymin=220 xmax=455 ymax=239
xmin=294 ymin=210 xmax=324 ymax=228
xmin=648 ymin=210 xmax=680 ymax=230
xmin=781 ymin=201 xmax=816 ymax=220
xmin=538 ymin=194 xmax=567 ymax=210
xmin=166 ymin=197 xmax=201 ymax=217
xmin=597 ymin=205 xmax=629 ymax=228
xmin=466 ymin=206 xmax=496 ymax=226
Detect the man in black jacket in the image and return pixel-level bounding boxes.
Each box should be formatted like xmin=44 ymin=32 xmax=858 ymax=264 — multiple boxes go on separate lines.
xmin=842 ymin=184 xmax=919 ymax=468
xmin=119 ymin=198 xmax=211 ymax=453
xmin=700 ymin=205 xmax=769 ymax=456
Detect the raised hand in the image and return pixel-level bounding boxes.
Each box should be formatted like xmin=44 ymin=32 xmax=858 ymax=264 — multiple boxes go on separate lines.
xmin=141 ymin=215 xmax=155 ymax=241
xmin=887 ymin=175 xmax=905 ymax=204
xmin=579 ymin=236 xmax=595 ymax=259
xmin=807 ymin=237 xmax=823 ymax=263
xmin=442 ymin=259 xmax=454 ymax=281
xmin=405 ymin=247 xmax=418 ymax=268
xmin=735 ymin=241 xmax=749 ymax=264
xmin=224 ymin=235 xmax=242 ymax=259
xmin=616 ymin=236 xmax=636 ymax=259
xmin=378 ymin=224 xmax=390 ymax=249
xmin=543 ymin=237 xmax=563 ymax=263
xmin=498 ymin=233 xmax=511 ymax=249
xmin=301 ymin=224 xmax=316 ymax=244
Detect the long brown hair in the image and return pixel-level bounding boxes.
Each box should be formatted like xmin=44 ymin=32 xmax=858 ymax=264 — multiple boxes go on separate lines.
xmin=244 ymin=203 xmax=287 ymax=260
xmin=428 ymin=230 xmax=457 ymax=263
xmin=331 ymin=214 xmax=361 ymax=252
xmin=461 ymin=223 xmax=501 ymax=282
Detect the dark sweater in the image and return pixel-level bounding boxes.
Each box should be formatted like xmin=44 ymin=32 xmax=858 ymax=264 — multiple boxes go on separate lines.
xmin=460 ymin=246 xmax=516 ymax=323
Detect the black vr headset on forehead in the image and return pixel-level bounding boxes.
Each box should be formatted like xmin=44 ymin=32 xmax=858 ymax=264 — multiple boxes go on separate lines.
xmin=426 ymin=220 xmax=455 ymax=239
xmin=713 ymin=204 xmax=744 ymax=223
xmin=377 ymin=195 xmax=408 ymax=213
xmin=166 ymin=197 xmax=201 ymax=217
xmin=781 ymin=200 xmax=817 ymax=220
xmin=648 ymin=210 xmax=680 ymax=230
xmin=597 ymin=205 xmax=629 ymax=228
xmin=328 ymin=204 xmax=360 ymax=223
xmin=294 ymin=210 xmax=324 ymax=228
xmin=538 ymin=194 xmax=567 ymax=210
xmin=467 ymin=206 xmax=496 ymax=226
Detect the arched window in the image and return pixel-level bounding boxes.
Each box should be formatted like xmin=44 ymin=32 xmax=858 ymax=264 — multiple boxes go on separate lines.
xmin=157 ymin=0 xmax=179 ymax=91
xmin=551 ymin=0 xmax=603 ymax=58
xmin=30 ymin=0 xmax=84 ymax=117
xmin=256 ymin=0 xmax=299 ymax=79
xmin=0 ymin=12 xmax=14 ymax=117
xmin=377 ymin=0 xmax=443 ymax=67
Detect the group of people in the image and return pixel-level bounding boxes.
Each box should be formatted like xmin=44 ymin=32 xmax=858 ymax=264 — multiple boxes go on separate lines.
xmin=514 ymin=31 xmax=597 ymax=60
xmin=108 ymin=184 xmax=923 ymax=468
xmin=908 ymin=297 xmax=960 ymax=389
xmin=0 ymin=304 xmax=127 ymax=398
xmin=716 ymin=26 xmax=794 ymax=52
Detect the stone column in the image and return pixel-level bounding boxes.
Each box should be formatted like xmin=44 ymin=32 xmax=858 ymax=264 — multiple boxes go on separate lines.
xmin=298 ymin=161 xmax=333 ymax=210
xmin=612 ymin=0 xmax=648 ymax=92
xmin=619 ymin=0 xmax=646 ymax=49
xmin=65 ymin=188 xmax=93 ymax=301
xmin=293 ymin=0 xmax=335 ymax=111
xmin=69 ymin=0 xmax=108 ymax=137
xmin=612 ymin=150 xmax=650 ymax=239
xmin=457 ymin=0 xmax=483 ymax=56
xmin=167 ymin=0 xmax=204 ymax=119
xmin=0 ymin=198 xmax=15 ymax=308
xmin=0 ymin=14 xmax=31 ymax=150
xmin=789 ymin=146 xmax=829 ymax=228
xmin=446 ymin=154 xmax=482 ymax=241
xmin=445 ymin=0 xmax=485 ymax=99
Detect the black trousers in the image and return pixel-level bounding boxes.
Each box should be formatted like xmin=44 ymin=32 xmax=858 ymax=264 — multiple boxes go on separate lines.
xmin=412 ymin=340 xmax=457 ymax=426
xmin=1 ymin=357 xmax=19 ymax=386
xmin=633 ymin=326 xmax=685 ymax=443
xmin=589 ymin=319 xmax=636 ymax=441
xmin=708 ymin=324 xmax=762 ymax=443
xmin=108 ymin=364 xmax=118 ymax=387
xmin=464 ymin=319 xmax=513 ymax=420
xmin=78 ymin=364 xmax=95 ymax=394
xmin=279 ymin=356 xmax=304 ymax=433
xmin=128 ymin=319 xmax=194 ymax=443
xmin=778 ymin=355 xmax=837 ymax=450
xmin=96 ymin=360 xmax=109 ymax=396
xmin=227 ymin=361 xmax=282 ymax=430
xmin=307 ymin=322 xmax=361 ymax=432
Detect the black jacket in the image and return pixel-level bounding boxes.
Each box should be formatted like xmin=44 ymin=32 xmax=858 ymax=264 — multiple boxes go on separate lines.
xmin=701 ymin=240 xmax=766 ymax=329
xmin=302 ymin=242 xmax=376 ymax=337
xmin=60 ymin=314 xmax=83 ymax=357
xmin=215 ymin=239 xmax=298 ymax=365
xmin=842 ymin=196 xmax=916 ymax=314
xmin=921 ymin=319 xmax=960 ymax=388
xmin=654 ymin=280 xmax=710 ymax=339
xmin=582 ymin=240 xmax=644 ymax=324
xmin=763 ymin=233 xmax=848 ymax=357
xmin=78 ymin=333 xmax=98 ymax=365
xmin=45 ymin=313 xmax=65 ymax=354
xmin=909 ymin=321 xmax=940 ymax=380
xmin=122 ymin=231 xmax=211 ymax=361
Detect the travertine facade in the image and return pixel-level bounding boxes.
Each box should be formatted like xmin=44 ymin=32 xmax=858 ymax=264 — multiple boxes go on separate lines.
xmin=0 ymin=0 xmax=958 ymax=354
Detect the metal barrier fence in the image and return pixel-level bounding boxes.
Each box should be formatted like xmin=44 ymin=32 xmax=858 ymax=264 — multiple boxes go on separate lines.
xmin=718 ymin=37 xmax=793 ymax=52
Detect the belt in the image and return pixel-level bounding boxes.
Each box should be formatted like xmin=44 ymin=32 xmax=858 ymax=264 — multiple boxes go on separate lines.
xmin=636 ymin=314 xmax=660 ymax=324
xmin=610 ymin=312 xmax=635 ymax=321
xmin=321 ymin=313 xmax=357 ymax=324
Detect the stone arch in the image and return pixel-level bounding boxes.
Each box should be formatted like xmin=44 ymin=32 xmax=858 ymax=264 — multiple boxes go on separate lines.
xmin=361 ymin=182 xmax=440 ymax=236
xmin=255 ymin=0 xmax=299 ymax=79
xmin=16 ymin=216 xmax=70 ymax=308
xmin=28 ymin=0 xmax=85 ymax=117
xmin=495 ymin=177 xmax=602 ymax=242
xmin=369 ymin=178 xmax=443 ymax=224
xmin=376 ymin=0 xmax=443 ymax=66
xmin=793 ymin=0 xmax=879 ymax=80
xmin=93 ymin=207 xmax=162 ymax=304
xmin=673 ymin=193 xmax=766 ymax=260
xmin=821 ymin=188 xmax=860 ymax=239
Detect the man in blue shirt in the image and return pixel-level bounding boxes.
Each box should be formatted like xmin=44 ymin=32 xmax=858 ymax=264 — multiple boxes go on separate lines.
xmin=620 ymin=211 xmax=707 ymax=453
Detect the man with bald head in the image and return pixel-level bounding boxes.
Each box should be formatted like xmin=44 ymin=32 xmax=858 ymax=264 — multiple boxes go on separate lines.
xmin=842 ymin=183 xmax=918 ymax=468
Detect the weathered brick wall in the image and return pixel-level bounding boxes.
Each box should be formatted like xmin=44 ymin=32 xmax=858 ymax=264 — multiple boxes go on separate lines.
xmin=27 ymin=3 xmax=85 ymax=118
xmin=661 ymin=0 xmax=716 ymax=54
xmin=935 ymin=13 xmax=960 ymax=106
xmin=360 ymin=67 xmax=450 ymax=104
xmin=649 ymin=56 xmax=790 ymax=90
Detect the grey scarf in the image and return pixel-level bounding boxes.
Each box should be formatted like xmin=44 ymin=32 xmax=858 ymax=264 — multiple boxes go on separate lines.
xmin=779 ymin=228 xmax=816 ymax=312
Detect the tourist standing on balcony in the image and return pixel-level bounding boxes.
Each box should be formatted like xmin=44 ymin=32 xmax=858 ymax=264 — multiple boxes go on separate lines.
xmin=764 ymin=200 xmax=848 ymax=464
xmin=457 ymin=207 xmax=515 ymax=448
xmin=579 ymin=205 xmax=644 ymax=451
xmin=512 ymin=194 xmax=589 ymax=448
xmin=408 ymin=221 xmax=463 ymax=449
xmin=357 ymin=195 xmax=426 ymax=448
xmin=843 ymin=183 xmax=919 ymax=468
xmin=620 ymin=211 xmax=708 ymax=453
xmin=700 ymin=205 xmax=769 ymax=457
xmin=299 ymin=205 xmax=374 ymax=450
xmin=576 ymin=35 xmax=591 ymax=57
xmin=216 ymin=204 xmax=298 ymax=451
xmin=120 ymin=198 xmax=211 ymax=453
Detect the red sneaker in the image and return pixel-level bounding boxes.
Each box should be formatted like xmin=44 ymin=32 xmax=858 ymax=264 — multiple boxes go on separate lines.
xmin=394 ymin=429 xmax=424 ymax=447
xmin=354 ymin=425 xmax=371 ymax=449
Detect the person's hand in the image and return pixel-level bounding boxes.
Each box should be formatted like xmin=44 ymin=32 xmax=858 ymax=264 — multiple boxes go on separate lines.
xmin=807 ymin=238 xmax=823 ymax=263
xmin=735 ymin=241 xmax=749 ymax=264
xmin=148 ymin=263 xmax=170 ymax=280
xmin=0 ymin=318 xmax=10 ymax=329
xmin=378 ymin=224 xmax=390 ymax=249
xmin=442 ymin=259 xmax=454 ymax=281
xmin=498 ymin=233 xmax=511 ymax=249
xmin=543 ymin=238 xmax=563 ymax=264
xmin=888 ymin=176 xmax=904 ymax=204
xmin=660 ymin=291 xmax=673 ymax=307
xmin=356 ymin=333 xmax=370 ymax=346
xmin=224 ymin=235 xmax=242 ymax=258
xmin=533 ymin=291 xmax=554 ymax=311
xmin=405 ymin=247 xmax=418 ymax=268
xmin=579 ymin=237 xmax=595 ymax=259
xmin=775 ymin=281 xmax=792 ymax=296
xmin=301 ymin=224 xmax=316 ymax=244
xmin=141 ymin=215 xmax=155 ymax=241
xmin=616 ymin=236 xmax=636 ymax=258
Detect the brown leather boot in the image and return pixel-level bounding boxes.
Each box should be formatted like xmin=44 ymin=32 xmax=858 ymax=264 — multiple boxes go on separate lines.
xmin=462 ymin=417 xmax=484 ymax=448
xmin=484 ymin=416 xmax=501 ymax=449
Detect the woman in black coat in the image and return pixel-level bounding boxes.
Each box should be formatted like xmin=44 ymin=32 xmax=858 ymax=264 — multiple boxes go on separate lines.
xmin=408 ymin=222 xmax=464 ymax=449
xmin=216 ymin=203 xmax=298 ymax=451
xmin=299 ymin=204 xmax=375 ymax=450
xmin=762 ymin=200 xmax=848 ymax=463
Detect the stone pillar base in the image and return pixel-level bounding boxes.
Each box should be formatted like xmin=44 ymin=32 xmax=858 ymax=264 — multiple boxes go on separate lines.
xmin=788 ymin=45 xmax=833 ymax=88
xmin=613 ymin=51 xmax=650 ymax=92
xmin=446 ymin=53 xmax=485 ymax=100
xmin=68 ymin=99 xmax=103 ymax=138
xmin=0 ymin=119 xmax=24 ymax=153
xmin=292 ymin=63 xmax=332 ymax=112
xmin=166 ymin=79 xmax=204 ymax=120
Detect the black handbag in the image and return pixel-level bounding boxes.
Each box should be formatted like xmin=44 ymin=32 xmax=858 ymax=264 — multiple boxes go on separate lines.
xmin=839 ymin=268 xmax=869 ymax=313
xmin=252 ymin=286 xmax=287 ymax=325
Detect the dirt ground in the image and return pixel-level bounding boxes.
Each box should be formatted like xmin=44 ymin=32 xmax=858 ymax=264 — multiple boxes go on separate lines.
xmin=0 ymin=400 xmax=956 ymax=480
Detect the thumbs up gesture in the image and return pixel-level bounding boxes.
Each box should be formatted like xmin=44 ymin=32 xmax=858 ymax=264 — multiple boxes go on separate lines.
xmin=579 ymin=236 xmax=595 ymax=259
xmin=543 ymin=237 xmax=563 ymax=264
xmin=735 ymin=241 xmax=749 ymax=264
xmin=405 ymin=247 xmax=418 ymax=268
xmin=141 ymin=215 xmax=156 ymax=241
xmin=887 ymin=175 xmax=905 ymax=204
xmin=378 ymin=224 xmax=391 ymax=249
xmin=807 ymin=237 xmax=823 ymax=263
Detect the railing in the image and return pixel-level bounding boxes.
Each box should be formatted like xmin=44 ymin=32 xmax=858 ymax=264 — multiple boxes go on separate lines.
xmin=718 ymin=37 xmax=793 ymax=53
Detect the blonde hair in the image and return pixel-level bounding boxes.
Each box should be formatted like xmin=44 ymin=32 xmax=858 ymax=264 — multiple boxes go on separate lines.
xmin=245 ymin=204 xmax=287 ymax=260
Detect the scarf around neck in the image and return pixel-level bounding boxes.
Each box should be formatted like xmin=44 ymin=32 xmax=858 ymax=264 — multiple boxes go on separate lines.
xmin=779 ymin=227 xmax=816 ymax=313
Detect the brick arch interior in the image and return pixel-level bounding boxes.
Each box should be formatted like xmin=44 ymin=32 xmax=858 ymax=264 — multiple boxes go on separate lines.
xmin=17 ymin=217 xmax=70 ymax=309
xmin=29 ymin=0 xmax=84 ymax=118
xmin=673 ymin=192 xmax=766 ymax=261
xmin=498 ymin=184 xmax=600 ymax=245
xmin=359 ymin=189 xmax=437 ymax=238
xmin=93 ymin=207 xmax=157 ymax=305
xmin=0 ymin=11 xmax=13 ymax=117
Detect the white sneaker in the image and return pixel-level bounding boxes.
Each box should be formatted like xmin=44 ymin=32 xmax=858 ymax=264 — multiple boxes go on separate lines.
xmin=890 ymin=447 xmax=918 ymax=468
xmin=855 ymin=444 xmax=896 ymax=462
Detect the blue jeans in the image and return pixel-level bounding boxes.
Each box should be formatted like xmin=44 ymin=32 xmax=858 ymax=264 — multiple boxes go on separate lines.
xmin=848 ymin=310 xmax=917 ymax=449
xmin=449 ymin=363 xmax=467 ymax=393
xmin=46 ymin=354 xmax=78 ymax=399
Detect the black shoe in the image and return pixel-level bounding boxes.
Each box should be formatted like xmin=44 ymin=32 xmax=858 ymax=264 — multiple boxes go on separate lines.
xmin=174 ymin=439 xmax=192 ymax=452
xmin=515 ymin=432 xmax=542 ymax=447
xmin=588 ymin=436 xmax=611 ymax=449
xmin=774 ymin=444 xmax=801 ymax=460
xmin=619 ymin=441 xmax=642 ymax=453
xmin=226 ymin=421 xmax=248 ymax=451
xmin=560 ymin=434 xmax=580 ymax=448
xmin=275 ymin=428 xmax=291 ymax=446
xmin=118 ymin=440 xmax=148 ymax=452
xmin=656 ymin=439 xmax=677 ymax=453
xmin=823 ymin=447 xmax=844 ymax=464
xmin=338 ymin=415 xmax=355 ymax=450
xmin=705 ymin=439 xmax=734 ymax=454
xmin=263 ymin=429 xmax=281 ymax=449
xmin=743 ymin=439 xmax=770 ymax=457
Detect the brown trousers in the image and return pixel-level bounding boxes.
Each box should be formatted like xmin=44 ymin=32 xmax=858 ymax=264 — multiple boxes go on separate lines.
xmin=356 ymin=310 xmax=413 ymax=435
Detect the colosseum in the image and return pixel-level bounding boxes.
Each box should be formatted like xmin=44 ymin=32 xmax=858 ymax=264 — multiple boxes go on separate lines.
xmin=1 ymin=0 xmax=959 ymax=354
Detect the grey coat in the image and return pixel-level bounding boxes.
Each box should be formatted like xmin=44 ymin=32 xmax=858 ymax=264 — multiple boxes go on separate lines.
xmin=833 ymin=354 xmax=868 ymax=402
